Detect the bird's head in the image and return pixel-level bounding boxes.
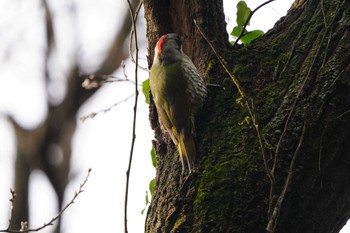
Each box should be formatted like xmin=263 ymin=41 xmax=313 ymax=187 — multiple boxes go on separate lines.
xmin=154 ymin=33 xmax=183 ymax=63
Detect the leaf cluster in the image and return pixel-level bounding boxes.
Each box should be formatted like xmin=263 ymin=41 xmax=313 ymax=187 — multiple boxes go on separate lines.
xmin=230 ymin=1 xmax=264 ymax=46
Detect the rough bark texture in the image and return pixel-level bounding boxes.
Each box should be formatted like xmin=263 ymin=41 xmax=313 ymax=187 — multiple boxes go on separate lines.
xmin=144 ymin=0 xmax=350 ymax=232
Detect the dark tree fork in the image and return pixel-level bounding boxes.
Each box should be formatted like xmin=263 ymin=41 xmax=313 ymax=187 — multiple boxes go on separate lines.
xmin=144 ymin=0 xmax=350 ymax=232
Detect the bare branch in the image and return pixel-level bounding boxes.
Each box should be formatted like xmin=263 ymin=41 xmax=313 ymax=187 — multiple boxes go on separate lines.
xmin=79 ymin=94 xmax=135 ymax=122
xmin=128 ymin=0 xmax=148 ymax=72
xmin=0 ymin=169 xmax=92 ymax=233
xmin=335 ymin=109 xmax=350 ymax=120
xmin=94 ymin=0 xmax=140 ymax=75
xmin=80 ymin=70 xmax=142 ymax=90
xmin=124 ymin=0 xmax=140 ymax=232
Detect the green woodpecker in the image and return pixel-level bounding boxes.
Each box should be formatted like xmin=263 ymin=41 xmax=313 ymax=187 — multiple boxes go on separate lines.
xmin=150 ymin=33 xmax=207 ymax=173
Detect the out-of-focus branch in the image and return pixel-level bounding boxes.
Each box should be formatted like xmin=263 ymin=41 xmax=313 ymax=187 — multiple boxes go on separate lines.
xmin=42 ymin=0 xmax=54 ymax=56
xmin=0 ymin=169 xmax=91 ymax=233
xmin=129 ymin=0 xmax=148 ymax=72
xmin=79 ymin=93 xmax=134 ymax=122
xmin=96 ymin=0 xmax=141 ymax=74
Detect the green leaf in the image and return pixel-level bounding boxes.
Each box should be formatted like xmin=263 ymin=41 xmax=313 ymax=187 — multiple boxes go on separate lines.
xmin=149 ymin=179 xmax=155 ymax=196
xmin=145 ymin=191 xmax=149 ymax=205
xmin=230 ymin=26 xmax=242 ymax=37
xmin=236 ymin=1 xmax=251 ymax=27
xmin=142 ymin=79 xmax=150 ymax=104
xmin=230 ymin=25 xmax=248 ymax=38
xmin=141 ymin=191 xmax=150 ymax=215
xmin=240 ymin=30 xmax=264 ymax=45
xmin=151 ymin=147 xmax=157 ymax=168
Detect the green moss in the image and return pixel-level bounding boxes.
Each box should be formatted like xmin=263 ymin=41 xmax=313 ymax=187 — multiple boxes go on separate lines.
xmin=170 ymin=215 xmax=186 ymax=233
xmin=195 ymin=82 xmax=269 ymax=232
xmin=232 ymin=64 xmax=243 ymax=74
xmin=194 ymin=145 xmax=268 ymax=232
xmin=204 ymin=59 xmax=215 ymax=78
xmin=192 ymin=28 xmax=303 ymax=232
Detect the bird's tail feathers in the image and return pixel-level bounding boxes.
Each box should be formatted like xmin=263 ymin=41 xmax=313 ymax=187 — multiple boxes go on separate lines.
xmin=178 ymin=130 xmax=196 ymax=174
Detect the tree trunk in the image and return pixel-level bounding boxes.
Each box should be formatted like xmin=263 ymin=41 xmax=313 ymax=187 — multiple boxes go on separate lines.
xmin=144 ymin=0 xmax=350 ymax=232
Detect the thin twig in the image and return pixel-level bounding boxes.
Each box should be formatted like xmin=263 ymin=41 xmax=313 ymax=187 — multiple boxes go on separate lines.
xmin=272 ymin=0 xmax=343 ymax=175
xmin=267 ymin=1 xmax=344 ymax=230
xmin=321 ymin=0 xmax=342 ymax=68
xmin=266 ymin=123 xmax=306 ymax=232
xmin=321 ymin=0 xmax=328 ymax=28
xmin=79 ymin=94 xmax=135 ymax=122
xmin=232 ymin=0 xmax=275 ymax=47
xmin=124 ymin=1 xmax=139 ymax=232
xmin=268 ymin=0 xmax=340 ymax=219
xmin=80 ymin=72 xmax=141 ymax=90
xmin=276 ymin=41 xmax=296 ymax=81
xmin=335 ymin=109 xmax=350 ymax=120
xmin=318 ymin=124 xmax=328 ymax=172
xmin=1 ymin=169 xmax=92 ymax=233
xmin=128 ymin=0 xmax=148 ymax=72
xmin=194 ymin=20 xmax=245 ymax=96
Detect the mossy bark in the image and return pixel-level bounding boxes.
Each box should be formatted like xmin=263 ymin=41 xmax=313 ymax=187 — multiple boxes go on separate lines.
xmin=144 ymin=0 xmax=350 ymax=232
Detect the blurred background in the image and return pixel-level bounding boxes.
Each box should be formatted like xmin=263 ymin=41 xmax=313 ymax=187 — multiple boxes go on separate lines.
xmin=1 ymin=0 xmax=349 ymax=232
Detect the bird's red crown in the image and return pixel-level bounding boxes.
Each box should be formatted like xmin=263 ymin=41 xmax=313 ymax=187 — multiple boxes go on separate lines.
xmin=157 ymin=35 xmax=167 ymax=58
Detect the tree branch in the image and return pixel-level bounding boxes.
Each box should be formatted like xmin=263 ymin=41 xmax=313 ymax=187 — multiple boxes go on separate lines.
xmin=124 ymin=0 xmax=140 ymax=232
xmin=0 ymin=169 xmax=92 ymax=233
xmin=129 ymin=0 xmax=148 ymax=72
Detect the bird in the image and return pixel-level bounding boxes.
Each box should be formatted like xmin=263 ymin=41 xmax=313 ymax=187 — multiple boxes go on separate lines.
xmin=149 ymin=33 xmax=207 ymax=174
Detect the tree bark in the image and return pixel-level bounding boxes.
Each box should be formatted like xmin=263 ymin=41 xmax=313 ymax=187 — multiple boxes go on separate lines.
xmin=144 ymin=0 xmax=350 ymax=232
